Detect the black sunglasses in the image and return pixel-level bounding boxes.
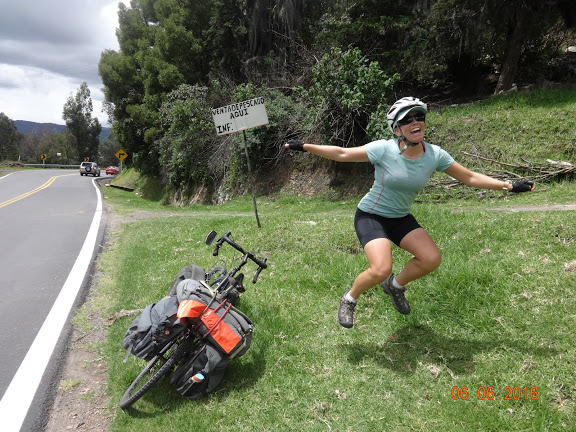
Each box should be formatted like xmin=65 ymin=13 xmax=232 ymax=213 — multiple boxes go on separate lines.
xmin=397 ymin=114 xmax=426 ymax=126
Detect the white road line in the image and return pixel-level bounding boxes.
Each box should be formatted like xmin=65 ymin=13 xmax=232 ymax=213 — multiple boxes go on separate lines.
xmin=0 ymin=172 xmax=18 ymax=180
xmin=0 ymin=178 xmax=103 ymax=432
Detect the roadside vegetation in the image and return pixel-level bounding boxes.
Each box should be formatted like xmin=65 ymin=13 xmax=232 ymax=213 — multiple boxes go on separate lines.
xmin=89 ymin=92 xmax=576 ymax=431
xmin=100 ymin=184 xmax=576 ymax=431
xmin=6 ymin=1 xmax=575 ymax=201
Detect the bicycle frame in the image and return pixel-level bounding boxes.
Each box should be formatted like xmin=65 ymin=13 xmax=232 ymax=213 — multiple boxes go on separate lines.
xmin=119 ymin=229 xmax=267 ymax=410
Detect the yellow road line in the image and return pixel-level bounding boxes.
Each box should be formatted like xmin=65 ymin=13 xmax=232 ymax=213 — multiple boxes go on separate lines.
xmin=0 ymin=174 xmax=76 ymax=209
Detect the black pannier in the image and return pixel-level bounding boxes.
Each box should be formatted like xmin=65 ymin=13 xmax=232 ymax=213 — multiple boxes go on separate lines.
xmin=122 ymin=296 xmax=186 ymax=361
xmin=170 ymin=342 xmax=228 ymax=400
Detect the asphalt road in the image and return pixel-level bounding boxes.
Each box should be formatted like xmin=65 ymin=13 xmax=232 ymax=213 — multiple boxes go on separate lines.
xmin=0 ymin=169 xmax=105 ymax=431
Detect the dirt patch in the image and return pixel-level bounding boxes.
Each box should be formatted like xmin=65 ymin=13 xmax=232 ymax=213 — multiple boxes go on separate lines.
xmin=487 ymin=203 xmax=576 ymax=212
xmin=44 ymin=201 xmax=124 ymax=432
xmin=44 ymin=319 xmax=112 ymax=431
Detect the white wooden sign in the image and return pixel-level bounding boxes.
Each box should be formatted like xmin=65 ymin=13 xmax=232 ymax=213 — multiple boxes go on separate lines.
xmin=211 ymin=97 xmax=269 ymax=136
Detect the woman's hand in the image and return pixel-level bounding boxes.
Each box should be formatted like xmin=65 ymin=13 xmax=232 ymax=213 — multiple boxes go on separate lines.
xmin=510 ymin=179 xmax=535 ymax=193
xmin=285 ymin=139 xmax=305 ymax=152
xmin=444 ymin=162 xmax=536 ymax=192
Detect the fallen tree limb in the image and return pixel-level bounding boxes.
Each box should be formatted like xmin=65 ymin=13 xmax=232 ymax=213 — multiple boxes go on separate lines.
xmin=417 ymin=152 xmax=574 ymax=201
xmin=459 ymin=151 xmax=576 ymax=182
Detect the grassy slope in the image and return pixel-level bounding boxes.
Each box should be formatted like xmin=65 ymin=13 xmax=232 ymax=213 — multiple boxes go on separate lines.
xmin=94 ymin=90 xmax=575 ymax=431
xmin=427 ymin=89 xmax=576 ymax=163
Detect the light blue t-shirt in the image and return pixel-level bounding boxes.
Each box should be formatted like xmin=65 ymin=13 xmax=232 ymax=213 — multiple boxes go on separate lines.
xmin=357 ymin=139 xmax=454 ymax=218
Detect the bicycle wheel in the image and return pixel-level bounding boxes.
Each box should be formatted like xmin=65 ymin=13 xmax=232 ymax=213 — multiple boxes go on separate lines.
xmin=119 ymin=334 xmax=196 ymax=409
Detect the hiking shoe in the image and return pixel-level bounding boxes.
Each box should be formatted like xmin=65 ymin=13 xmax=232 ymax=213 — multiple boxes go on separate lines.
xmin=338 ymin=289 xmax=356 ymax=328
xmin=382 ymin=275 xmax=411 ymax=315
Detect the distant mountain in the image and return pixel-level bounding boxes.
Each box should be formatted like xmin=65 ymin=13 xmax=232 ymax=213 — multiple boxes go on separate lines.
xmin=15 ymin=120 xmax=112 ymax=141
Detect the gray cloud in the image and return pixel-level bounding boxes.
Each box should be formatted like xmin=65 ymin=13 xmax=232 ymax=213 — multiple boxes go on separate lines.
xmin=0 ymin=0 xmax=102 ymax=44
xmin=0 ymin=0 xmax=120 ymax=124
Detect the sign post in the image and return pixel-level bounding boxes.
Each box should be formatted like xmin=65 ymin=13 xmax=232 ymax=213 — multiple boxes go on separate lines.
xmin=211 ymin=98 xmax=269 ymax=228
xmin=115 ymin=149 xmax=128 ymax=172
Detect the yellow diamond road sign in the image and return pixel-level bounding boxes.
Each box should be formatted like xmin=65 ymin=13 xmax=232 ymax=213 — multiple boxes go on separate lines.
xmin=115 ymin=149 xmax=128 ymax=161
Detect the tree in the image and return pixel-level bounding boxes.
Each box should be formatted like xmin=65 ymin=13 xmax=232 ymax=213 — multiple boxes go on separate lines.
xmin=308 ymin=46 xmax=398 ymax=146
xmin=155 ymin=84 xmax=216 ymax=188
xmin=206 ymin=0 xmax=249 ymax=81
xmin=426 ymin=0 xmax=571 ymax=94
xmin=62 ymin=82 xmax=102 ymax=162
xmin=35 ymin=132 xmax=79 ymax=165
xmin=491 ymin=0 xmax=565 ymax=94
xmin=97 ymin=0 xmax=576 ymax=196
xmin=99 ymin=0 xmax=216 ymax=176
xmin=0 ymin=113 xmax=22 ymax=161
xmin=246 ymin=0 xmax=304 ymax=63
xmin=98 ymin=132 xmax=121 ymax=168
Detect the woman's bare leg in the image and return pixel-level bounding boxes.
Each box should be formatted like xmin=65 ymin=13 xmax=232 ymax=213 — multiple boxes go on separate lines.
xmin=349 ymin=238 xmax=393 ymax=299
xmin=395 ymin=228 xmax=441 ymax=286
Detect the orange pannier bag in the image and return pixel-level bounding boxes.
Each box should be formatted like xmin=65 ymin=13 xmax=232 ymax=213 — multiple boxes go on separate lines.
xmin=176 ymin=279 xmax=253 ymax=359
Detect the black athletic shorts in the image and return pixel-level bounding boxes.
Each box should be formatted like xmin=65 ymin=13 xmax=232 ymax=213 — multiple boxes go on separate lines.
xmin=354 ymin=208 xmax=422 ymax=248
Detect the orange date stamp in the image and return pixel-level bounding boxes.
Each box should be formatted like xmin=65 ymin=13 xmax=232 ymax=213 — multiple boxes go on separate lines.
xmin=451 ymin=386 xmax=539 ymax=401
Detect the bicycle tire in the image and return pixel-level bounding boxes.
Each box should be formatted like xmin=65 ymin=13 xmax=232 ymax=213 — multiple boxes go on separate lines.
xmin=119 ymin=335 xmax=196 ymax=409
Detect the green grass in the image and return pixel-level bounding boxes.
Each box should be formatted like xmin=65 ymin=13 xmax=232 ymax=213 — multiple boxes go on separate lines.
xmin=98 ymin=180 xmax=576 ymax=432
xmin=93 ymin=91 xmax=576 ymax=431
xmin=427 ymin=89 xmax=576 ymax=164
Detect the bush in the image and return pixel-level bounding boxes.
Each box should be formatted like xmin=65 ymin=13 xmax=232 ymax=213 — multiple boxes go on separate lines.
xmin=155 ymin=85 xmax=216 ymax=188
xmin=307 ymin=47 xmax=398 ymax=146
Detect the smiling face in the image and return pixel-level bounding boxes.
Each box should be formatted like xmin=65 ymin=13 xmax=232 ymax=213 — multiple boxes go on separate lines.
xmin=394 ymin=111 xmax=426 ymax=142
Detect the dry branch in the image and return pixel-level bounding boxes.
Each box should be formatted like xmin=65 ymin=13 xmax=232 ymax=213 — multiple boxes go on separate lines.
xmin=419 ymin=152 xmax=575 ymax=201
xmin=460 ymin=151 xmax=575 ymax=182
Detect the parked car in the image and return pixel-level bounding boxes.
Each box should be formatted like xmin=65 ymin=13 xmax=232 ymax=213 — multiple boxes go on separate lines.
xmin=79 ymin=162 xmax=101 ymax=176
xmin=106 ymin=166 xmax=119 ymax=175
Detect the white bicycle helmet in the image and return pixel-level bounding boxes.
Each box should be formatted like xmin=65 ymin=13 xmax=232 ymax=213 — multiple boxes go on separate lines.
xmin=386 ymin=97 xmax=428 ymax=133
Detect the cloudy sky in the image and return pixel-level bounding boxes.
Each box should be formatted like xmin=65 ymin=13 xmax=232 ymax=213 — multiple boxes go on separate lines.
xmin=0 ymin=0 xmax=121 ymax=126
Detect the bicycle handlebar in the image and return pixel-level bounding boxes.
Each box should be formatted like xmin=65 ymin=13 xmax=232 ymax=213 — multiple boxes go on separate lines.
xmin=252 ymin=258 xmax=267 ymax=284
xmin=212 ymin=231 xmax=230 ymax=256
xmin=211 ymin=231 xmax=267 ymax=282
